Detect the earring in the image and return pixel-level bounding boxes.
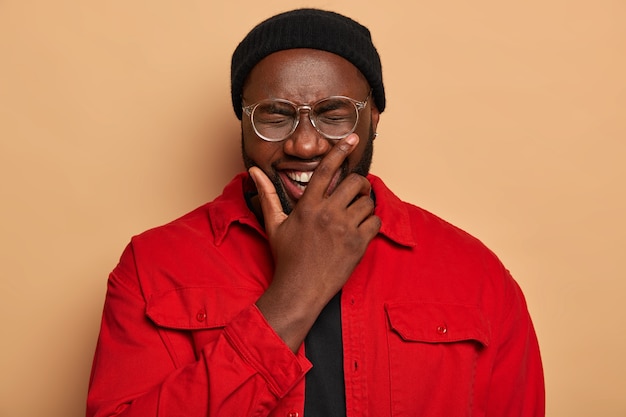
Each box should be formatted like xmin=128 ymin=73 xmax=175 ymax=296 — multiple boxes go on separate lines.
xmin=373 ymin=132 xmax=379 ymax=139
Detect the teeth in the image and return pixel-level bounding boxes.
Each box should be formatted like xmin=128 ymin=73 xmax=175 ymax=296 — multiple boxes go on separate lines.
xmin=287 ymin=171 xmax=313 ymax=184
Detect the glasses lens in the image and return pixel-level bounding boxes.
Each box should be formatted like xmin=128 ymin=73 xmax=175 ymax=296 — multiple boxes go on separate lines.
xmin=252 ymin=100 xmax=297 ymax=141
xmin=249 ymin=97 xmax=361 ymax=141
xmin=312 ymin=98 xmax=359 ymax=139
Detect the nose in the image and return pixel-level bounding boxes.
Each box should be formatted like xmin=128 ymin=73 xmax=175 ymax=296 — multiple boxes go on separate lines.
xmin=282 ymin=111 xmax=332 ymax=159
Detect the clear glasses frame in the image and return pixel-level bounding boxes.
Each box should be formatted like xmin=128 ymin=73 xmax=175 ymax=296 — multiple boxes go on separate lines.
xmin=242 ymin=92 xmax=370 ymax=142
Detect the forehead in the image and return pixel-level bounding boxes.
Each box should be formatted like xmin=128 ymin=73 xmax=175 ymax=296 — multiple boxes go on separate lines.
xmin=242 ymin=49 xmax=369 ymax=103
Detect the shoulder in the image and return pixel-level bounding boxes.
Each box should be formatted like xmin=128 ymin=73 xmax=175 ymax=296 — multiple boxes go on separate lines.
xmin=130 ymin=173 xmax=252 ymax=251
xmin=369 ymin=174 xmax=498 ymax=261
xmin=132 ymin=202 xmax=214 ymax=249
xmin=368 ymin=174 xmax=518 ymax=306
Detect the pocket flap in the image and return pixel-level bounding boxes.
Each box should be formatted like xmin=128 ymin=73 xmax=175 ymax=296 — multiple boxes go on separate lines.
xmin=385 ymin=302 xmax=491 ymax=346
xmin=146 ymin=286 xmax=260 ymax=330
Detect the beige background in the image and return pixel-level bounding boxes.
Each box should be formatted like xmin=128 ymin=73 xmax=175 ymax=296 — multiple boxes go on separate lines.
xmin=1 ymin=1 xmax=624 ymax=416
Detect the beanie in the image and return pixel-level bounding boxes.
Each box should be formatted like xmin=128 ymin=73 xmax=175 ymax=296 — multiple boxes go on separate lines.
xmin=231 ymin=8 xmax=385 ymax=120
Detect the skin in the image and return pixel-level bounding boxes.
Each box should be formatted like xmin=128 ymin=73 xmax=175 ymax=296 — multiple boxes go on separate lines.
xmin=242 ymin=49 xmax=382 ymax=353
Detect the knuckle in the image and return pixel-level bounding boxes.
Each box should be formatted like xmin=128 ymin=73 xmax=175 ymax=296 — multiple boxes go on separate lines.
xmin=334 ymin=141 xmax=352 ymax=155
xmin=343 ymin=173 xmax=360 ymax=186
xmin=347 ymin=172 xmax=369 ymax=187
xmin=372 ymin=215 xmax=382 ymax=230
xmin=315 ymin=210 xmax=335 ymax=228
xmin=345 ymin=235 xmax=364 ymax=252
xmin=367 ymin=216 xmax=382 ymax=236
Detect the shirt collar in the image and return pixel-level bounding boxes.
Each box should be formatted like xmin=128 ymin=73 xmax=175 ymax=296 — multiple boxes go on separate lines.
xmin=208 ymin=173 xmax=265 ymax=245
xmin=367 ymin=174 xmax=416 ymax=247
xmin=208 ymin=172 xmax=416 ymax=248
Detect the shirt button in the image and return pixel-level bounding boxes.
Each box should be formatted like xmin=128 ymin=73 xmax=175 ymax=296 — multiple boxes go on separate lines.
xmin=196 ymin=310 xmax=207 ymax=322
xmin=437 ymin=324 xmax=448 ymax=335
xmin=287 ymin=411 xmax=299 ymax=417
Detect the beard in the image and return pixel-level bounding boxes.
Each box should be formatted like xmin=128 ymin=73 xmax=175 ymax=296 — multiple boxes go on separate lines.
xmin=242 ymin=124 xmax=375 ymax=214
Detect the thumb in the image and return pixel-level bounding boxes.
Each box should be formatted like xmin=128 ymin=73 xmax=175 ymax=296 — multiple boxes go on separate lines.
xmin=248 ymin=167 xmax=288 ymax=234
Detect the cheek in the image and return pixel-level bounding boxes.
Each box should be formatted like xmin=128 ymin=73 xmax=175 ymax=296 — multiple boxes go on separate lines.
xmin=356 ymin=109 xmax=372 ymax=138
xmin=242 ymin=120 xmax=261 ymax=158
xmin=347 ymin=142 xmax=367 ymax=166
xmin=242 ymin=130 xmax=282 ymax=168
xmin=242 ymin=118 xmax=256 ymax=142
xmin=354 ymin=117 xmax=372 ymax=147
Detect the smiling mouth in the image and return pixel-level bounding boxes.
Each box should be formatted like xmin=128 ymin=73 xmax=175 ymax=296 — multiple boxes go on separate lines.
xmin=285 ymin=170 xmax=314 ymax=191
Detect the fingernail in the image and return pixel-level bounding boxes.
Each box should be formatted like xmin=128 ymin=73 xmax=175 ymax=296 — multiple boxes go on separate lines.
xmin=248 ymin=167 xmax=258 ymax=182
xmin=345 ymin=134 xmax=358 ymax=145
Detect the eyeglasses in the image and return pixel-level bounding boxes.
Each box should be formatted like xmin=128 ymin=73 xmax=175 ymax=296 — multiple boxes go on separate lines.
xmin=242 ymin=92 xmax=370 ymax=142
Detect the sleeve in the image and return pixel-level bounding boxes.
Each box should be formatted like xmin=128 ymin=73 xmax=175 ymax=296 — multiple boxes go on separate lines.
xmin=86 ymin=243 xmax=312 ymax=417
xmin=485 ymin=271 xmax=545 ymax=417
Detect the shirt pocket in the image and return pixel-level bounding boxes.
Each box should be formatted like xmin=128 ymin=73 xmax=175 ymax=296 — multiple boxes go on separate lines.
xmin=384 ymin=302 xmax=490 ymax=417
xmin=146 ymin=286 xmax=262 ymax=362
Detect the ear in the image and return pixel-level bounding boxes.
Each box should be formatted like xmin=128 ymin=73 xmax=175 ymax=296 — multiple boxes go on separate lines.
xmin=370 ymin=102 xmax=381 ymax=138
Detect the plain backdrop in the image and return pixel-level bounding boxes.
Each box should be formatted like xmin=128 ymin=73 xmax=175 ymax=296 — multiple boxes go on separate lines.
xmin=1 ymin=1 xmax=624 ymax=416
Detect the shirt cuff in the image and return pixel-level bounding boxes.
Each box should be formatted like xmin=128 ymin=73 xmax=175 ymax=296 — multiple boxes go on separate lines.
xmin=223 ymin=304 xmax=312 ymax=398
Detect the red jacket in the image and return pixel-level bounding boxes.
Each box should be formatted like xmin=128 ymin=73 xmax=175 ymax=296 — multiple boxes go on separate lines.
xmin=87 ymin=173 xmax=544 ymax=417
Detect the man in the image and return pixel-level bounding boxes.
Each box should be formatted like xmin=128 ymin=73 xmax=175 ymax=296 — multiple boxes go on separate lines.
xmin=87 ymin=8 xmax=544 ymax=417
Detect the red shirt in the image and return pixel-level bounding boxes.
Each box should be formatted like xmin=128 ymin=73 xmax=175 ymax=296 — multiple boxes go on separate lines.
xmin=87 ymin=173 xmax=544 ymax=417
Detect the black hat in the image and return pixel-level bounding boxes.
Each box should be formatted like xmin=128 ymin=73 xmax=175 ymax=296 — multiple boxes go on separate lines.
xmin=231 ymin=8 xmax=385 ymax=119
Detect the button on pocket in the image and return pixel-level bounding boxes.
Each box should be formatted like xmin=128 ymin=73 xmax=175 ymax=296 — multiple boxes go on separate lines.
xmin=196 ymin=309 xmax=207 ymax=322
xmin=385 ymin=302 xmax=490 ymax=415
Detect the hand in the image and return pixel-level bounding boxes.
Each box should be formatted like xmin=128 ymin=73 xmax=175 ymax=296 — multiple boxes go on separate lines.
xmin=249 ymin=134 xmax=381 ymax=352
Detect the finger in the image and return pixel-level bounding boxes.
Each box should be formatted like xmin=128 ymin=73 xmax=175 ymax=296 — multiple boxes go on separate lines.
xmin=304 ymin=133 xmax=359 ymax=198
xmin=332 ymin=173 xmax=373 ymax=208
xmin=347 ymin=193 xmax=376 ymax=224
xmin=248 ymin=167 xmax=288 ymax=233
xmin=358 ymin=214 xmax=382 ymax=240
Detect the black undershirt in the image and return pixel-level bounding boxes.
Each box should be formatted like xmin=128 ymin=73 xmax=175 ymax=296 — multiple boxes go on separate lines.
xmin=304 ymin=292 xmax=346 ymax=416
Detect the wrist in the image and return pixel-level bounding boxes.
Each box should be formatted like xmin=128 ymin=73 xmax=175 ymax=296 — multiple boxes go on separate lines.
xmin=256 ymin=284 xmax=328 ymax=352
